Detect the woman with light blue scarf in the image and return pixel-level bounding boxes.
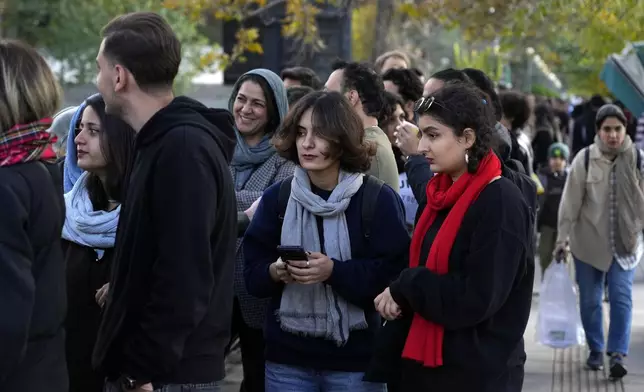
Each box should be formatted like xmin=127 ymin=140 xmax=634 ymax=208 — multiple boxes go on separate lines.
xmin=243 ymin=91 xmax=409 ymax=392
xmin=228 ymin=68 xmax=294 ymax=392
xmin=61 ymin=94 xmax=135 ymax=392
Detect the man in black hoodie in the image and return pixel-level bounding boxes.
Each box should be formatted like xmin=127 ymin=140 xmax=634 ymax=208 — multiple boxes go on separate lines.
xmin=91 ymin=12 xmax=237 ymax=392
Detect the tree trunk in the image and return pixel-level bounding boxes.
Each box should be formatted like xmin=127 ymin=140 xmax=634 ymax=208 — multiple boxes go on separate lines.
xmin=370 ymin=0 xmax=394 ymax=62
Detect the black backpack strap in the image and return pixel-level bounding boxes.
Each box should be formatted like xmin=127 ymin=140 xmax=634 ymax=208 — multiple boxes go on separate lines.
xmin=361 ymin=175 xmax=384 ymax=240
xmin=584 ymin=147 xmax=590 ymax=173
xmin=277 ymin=176 xmax=293 ymax=221
xmin=636 ymin=147 xmax=642 ymax=172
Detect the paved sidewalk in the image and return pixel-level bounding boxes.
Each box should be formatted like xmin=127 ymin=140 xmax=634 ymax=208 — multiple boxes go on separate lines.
xmin=222 ymin=266 xmax=644 ymax=391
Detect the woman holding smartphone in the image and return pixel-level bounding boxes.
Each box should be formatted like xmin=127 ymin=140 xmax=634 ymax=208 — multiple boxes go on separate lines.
xmin=243 ymin=91 xmax=410 ymax=391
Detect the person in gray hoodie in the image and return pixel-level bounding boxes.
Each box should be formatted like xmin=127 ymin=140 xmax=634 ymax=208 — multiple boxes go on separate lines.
xmin=48 ymin=106 xmax=78 ymax=159
xmin=229 ymin=68 xmax=293 ymax=392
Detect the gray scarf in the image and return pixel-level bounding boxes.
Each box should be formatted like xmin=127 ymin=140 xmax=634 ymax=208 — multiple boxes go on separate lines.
xmin=279 ymin=167 xmax=368 ymax=346
xmin=230 ymin=133 xmax=275 ymax=189
xmin=595 ymin=134 xmax=644 ymax=254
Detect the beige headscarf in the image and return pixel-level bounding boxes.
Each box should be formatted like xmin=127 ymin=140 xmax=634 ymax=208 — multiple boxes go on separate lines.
xmin=595 ymin=134 xmax=644 ymax=254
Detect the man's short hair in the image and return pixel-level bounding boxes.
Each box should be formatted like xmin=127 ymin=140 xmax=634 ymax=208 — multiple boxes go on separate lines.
xmin=280 ymin=66 xmax=323 ymax=90
xmin=101 ymin=12 xmax=181 ymax=90
xmin=331 ymin=59 xmax=385 ymax=119
xmin=286 ymin=86 xmax=314 ymax=107
xmin=382 ymin=68 xmax=423 ymax=103
xmin=374 ymin=50 xmax=411 ymax=72
xmin=430 ymin=68 xmax=471 ymax=84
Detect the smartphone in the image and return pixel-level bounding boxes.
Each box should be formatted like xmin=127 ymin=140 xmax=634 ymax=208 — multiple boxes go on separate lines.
xmin=276 ymin=245 xmax=309 ymax=263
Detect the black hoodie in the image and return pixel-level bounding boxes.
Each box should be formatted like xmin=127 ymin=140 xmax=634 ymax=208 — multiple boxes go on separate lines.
xmin=92 ymin=97 xmax=237 ymax=386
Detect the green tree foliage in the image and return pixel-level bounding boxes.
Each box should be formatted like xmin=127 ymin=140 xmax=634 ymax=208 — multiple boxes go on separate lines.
xmin=452 ymin=42 xmax=503 ymax=81
xmin=351 ymin=2 xmax=376 ymax=61
xmin=2 ymin=0 xmax=207 ymax=93
xmin=397 ymin=0 xmax=643 ymax=95
xmin=3 ymin=0 xmax=641 ymax=95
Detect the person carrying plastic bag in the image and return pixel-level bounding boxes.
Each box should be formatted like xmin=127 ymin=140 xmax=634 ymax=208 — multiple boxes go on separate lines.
xmin=537 ymin=257 xmax=585 ymax=348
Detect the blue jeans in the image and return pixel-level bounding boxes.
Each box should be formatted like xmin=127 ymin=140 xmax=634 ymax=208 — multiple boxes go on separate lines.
xmin=574 ymin=258 xmax=635 ymax=355
xmin=265 ymin=361 xmax=387 ymax=392
xmin=104 ymin=380 xmax=222 ymax=392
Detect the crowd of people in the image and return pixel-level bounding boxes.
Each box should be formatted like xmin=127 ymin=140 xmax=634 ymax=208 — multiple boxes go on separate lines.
xmin=1 ymin=10 xmax=642 ymax=392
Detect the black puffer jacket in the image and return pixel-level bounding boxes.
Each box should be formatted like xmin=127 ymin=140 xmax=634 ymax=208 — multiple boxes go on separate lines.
xmin=0 ymin=162 xmax=67 ymax=392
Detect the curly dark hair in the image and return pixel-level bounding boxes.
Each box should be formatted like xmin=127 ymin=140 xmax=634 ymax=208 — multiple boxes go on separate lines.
xmin=499 ymin=90 xmax=531 ymax=131
xmin=417 ymin=82 xmax=497 ymax=173
xmin=280 ymin=66 xmax=323 ymax=90
xmin=380 ymin=91 xmax=405 ymax=127
xmin=273 ymin=91 xmax=374 ymax=173
xmin=382 ymin=68 xmax=423 ymax=104
xmin=462 ymin=68 xmax=503 ymax=122
xmin=331 ymin=59 xmax=385 ymax=119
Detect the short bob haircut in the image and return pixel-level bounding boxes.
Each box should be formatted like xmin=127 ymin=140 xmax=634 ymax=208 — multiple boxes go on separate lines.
xmin=416 ymin=82 xmax=497 ymax=173
xmin=273 ymin=91 xmax=374 ymax=173
xmin=0 ymin=39 xmax=63 ymax=132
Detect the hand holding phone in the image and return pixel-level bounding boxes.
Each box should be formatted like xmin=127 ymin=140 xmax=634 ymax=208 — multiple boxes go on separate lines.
xmin=286 ymin=251 xmax=334 ymax=284
xmin=276 ymin=245 xmax=309 ymax=264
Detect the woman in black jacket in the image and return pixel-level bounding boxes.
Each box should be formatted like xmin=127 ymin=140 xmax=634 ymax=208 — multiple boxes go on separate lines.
xmin=373 ymin=83 xmax=534 ymax=391
xmin=62 ymin=94 xmax=135 ymax=392
xmin=531 ymin=102 xmax=560 ymax=172
xmin=0 ymin=39 xmax=67 ymax=392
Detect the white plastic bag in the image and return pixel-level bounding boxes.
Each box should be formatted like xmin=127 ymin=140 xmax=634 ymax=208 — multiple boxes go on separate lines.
xmin=536 ymin=261 xmax=585 ymax=348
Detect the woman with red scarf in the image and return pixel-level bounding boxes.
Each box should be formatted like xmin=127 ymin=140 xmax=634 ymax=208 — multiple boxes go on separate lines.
xmin=373 ymin=83 xmax=534 ymax=391
xmin=0 ymin=40 xmax=67 ymax=392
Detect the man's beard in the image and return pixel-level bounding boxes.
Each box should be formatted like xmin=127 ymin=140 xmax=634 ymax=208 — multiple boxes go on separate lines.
xmin=104 ymin=95 xmax=123 ymax=118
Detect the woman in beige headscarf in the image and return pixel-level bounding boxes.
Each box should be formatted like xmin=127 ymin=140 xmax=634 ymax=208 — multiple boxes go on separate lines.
xmin=556 ymin=104 xmax=644 ymax=380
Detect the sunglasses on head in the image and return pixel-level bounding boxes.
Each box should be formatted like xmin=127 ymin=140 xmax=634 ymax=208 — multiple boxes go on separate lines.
xmin=413 ymin=96 xmax=448 ymax=113
xmin=414 ymin=96 xmax=488 ymax=114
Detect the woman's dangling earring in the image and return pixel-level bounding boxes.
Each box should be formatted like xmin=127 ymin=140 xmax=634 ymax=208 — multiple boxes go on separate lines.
xmin=465 ymin=151 xmax=469 ymax=164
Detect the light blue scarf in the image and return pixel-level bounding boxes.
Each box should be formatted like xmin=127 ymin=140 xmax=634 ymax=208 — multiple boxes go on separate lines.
xmin=279 ymin=167 xmax=368 ymax=346
xmin=62 ymin=172 xmax=120 ymax=259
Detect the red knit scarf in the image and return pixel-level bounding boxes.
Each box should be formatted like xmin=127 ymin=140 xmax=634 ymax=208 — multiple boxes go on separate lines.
xmin=0 ymin=118 xmax=56 ymax=167
xmin=402 ymin=151 xmax=501 ymax=367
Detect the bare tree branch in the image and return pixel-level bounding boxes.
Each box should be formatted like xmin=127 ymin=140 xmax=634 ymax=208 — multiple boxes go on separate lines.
xmin=243 ymin=0 xmax=286 ymax=20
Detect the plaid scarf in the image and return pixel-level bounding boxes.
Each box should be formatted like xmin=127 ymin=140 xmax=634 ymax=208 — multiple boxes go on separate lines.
xmin=0 ymin=118 xmax=57 ymax=167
